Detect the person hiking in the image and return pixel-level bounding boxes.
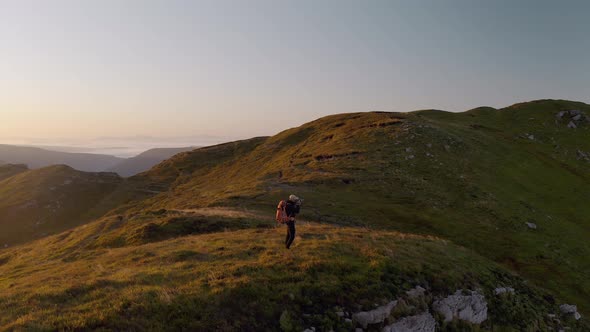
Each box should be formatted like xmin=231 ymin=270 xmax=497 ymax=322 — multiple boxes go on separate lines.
xmin=276 ymin=194 xmax=302 ymax=249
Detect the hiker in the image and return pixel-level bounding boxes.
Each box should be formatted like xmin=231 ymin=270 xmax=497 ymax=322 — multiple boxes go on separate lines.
xmin=276 ymin=194 xmax=302 ymax=249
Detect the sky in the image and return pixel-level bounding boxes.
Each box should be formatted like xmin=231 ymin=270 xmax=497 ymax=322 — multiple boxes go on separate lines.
xmin=1 ymin=0 xmax=589 ymax=144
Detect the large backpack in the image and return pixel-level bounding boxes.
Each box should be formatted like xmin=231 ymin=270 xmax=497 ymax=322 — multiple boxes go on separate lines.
xmin=275 ymin=200 xmax=289 ymax=224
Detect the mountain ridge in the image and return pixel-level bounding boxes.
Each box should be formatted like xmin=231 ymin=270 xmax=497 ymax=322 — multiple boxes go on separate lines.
xmin=0 ymin=99 xmax=588 ymax=330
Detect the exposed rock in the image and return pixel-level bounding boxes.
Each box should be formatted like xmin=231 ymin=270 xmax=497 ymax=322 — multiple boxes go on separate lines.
xmin=528 ymin=135 xmax=535 ymax=140
xmin=569 ymin=110 xmax=581 ymax=116
xmin=526 ymin=222 xmax=537 ymax=230
xmin=405 ymin=148 xmax=413 ymax=153
xmin=567 ymin=121 xmax=577 ymax=129
xmin=577 ymin=150 xmax=590 ymax=161
xmin=352 ymin=301 xmax=397 ymax=329
xmin=382 ymin=312 xmax=436 ymax=332
xmin=407 ymin=155 xmax=415 ymax=160
xmin=572 ymin=114 xmax=582 ymax=121
xmin=406 ymin=286 xmax=426 ymax=299
xmin=494 ymin=287 xmax=515 ymax=295
xmin=556 ymin=111 xmax=567 ymax=118
xmin=336 ymin=311 xmax=345 ymax=317
xmin=560 ymin=304 xmax=582 ymax=320
xmin=433 ymin=290 xmax=488 ymax=324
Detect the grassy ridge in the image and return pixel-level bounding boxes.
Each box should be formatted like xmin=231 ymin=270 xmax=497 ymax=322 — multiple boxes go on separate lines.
xmin=110 ymin=99 xmax=590 ymax=313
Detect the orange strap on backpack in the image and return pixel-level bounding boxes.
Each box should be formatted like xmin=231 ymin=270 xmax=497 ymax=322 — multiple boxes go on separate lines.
xmin=275 ymin=200 xmax=289 ymax=224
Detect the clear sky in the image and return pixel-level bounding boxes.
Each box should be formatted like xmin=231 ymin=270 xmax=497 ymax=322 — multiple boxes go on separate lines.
xmin=1 ymin=0 xmax=589 ymax=141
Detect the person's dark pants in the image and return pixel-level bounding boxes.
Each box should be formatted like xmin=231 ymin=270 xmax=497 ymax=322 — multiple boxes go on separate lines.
xmin=285 ymin=221 xmax=296 ymax=249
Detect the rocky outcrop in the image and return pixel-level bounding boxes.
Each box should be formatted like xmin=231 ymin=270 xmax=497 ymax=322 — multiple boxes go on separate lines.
xmin=560 ymin=304 xmax=582 ymax=320
xmin=352 ymin=301 xmax=398 ymax=329
xmin=433 ymin=290 xmax=488 ymax=324
xmin=557 ymin=110 xmax=588 ymax=129
xmin=526 ymin=222 xmax=537 ymax=230
xmin=382 ymin=312 xmax=436 ymax=332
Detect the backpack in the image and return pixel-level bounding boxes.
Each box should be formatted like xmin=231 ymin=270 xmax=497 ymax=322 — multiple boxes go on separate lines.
xmin=275 ymin=200 xmax=289 ymax=224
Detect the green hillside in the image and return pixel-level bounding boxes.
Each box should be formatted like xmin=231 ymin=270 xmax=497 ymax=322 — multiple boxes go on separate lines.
xmin=0 ymin=99 xmax=588 ymax=330
xmin=116 ymin=99 xmax=590 ymax=312
xmin=0 ymin=165 xmax=122 ymax=246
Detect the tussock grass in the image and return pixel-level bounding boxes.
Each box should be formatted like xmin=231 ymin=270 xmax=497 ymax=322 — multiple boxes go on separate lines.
xmin=0 ymin=223 xmax=574 ymax=331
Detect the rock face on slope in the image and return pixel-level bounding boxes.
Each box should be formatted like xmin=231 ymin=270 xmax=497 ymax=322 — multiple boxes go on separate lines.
xmin=352 ymin=301 xmax=398 ymax=328
xmin=433 ymin=290 xmax=488 ymax=324
xmin=382 ymin=312 xmax=436 ymax=332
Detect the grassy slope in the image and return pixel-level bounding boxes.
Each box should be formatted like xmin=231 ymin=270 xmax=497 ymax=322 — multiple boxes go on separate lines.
xmin=0 ymin=165 xmax=122 ymax=246
xmin=0 ymin=219 xmax=577 ymax=331
xmin=111 ymin=100 xmax=590 ymax=313
xmin=0 ymin=164 xmax=28 ymax=182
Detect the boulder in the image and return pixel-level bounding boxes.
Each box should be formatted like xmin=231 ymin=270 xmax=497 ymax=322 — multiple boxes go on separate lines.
xmin=572 ymin=114 xmax=582 ymax=121
xmin=382 ymin=312 xmax=436 ymax=332
xmin=433 ymin=290 xmax=488 ymax=324
xmin=556 ymin=111 xmax=567 ymax=118
xmin=352 ymin=301 xmax=397 ymax=329
xmin=568 ymin=121 xmax=577 ymax=129
xmin=560 ymin=304 xmax=582 ymax=320
xmin=526 ymin=222 xmax=537 ymax=230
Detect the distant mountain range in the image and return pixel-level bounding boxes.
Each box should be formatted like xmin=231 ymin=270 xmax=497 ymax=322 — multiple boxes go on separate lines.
xmin=0 ymin=144 xmax=197 ymax=177
xmin=107 ymin=147 xmax=198 ymax=176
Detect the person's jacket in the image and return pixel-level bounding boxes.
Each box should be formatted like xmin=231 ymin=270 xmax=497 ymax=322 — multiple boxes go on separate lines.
xmin=285 ymin=200 xmax=300 ymax=219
